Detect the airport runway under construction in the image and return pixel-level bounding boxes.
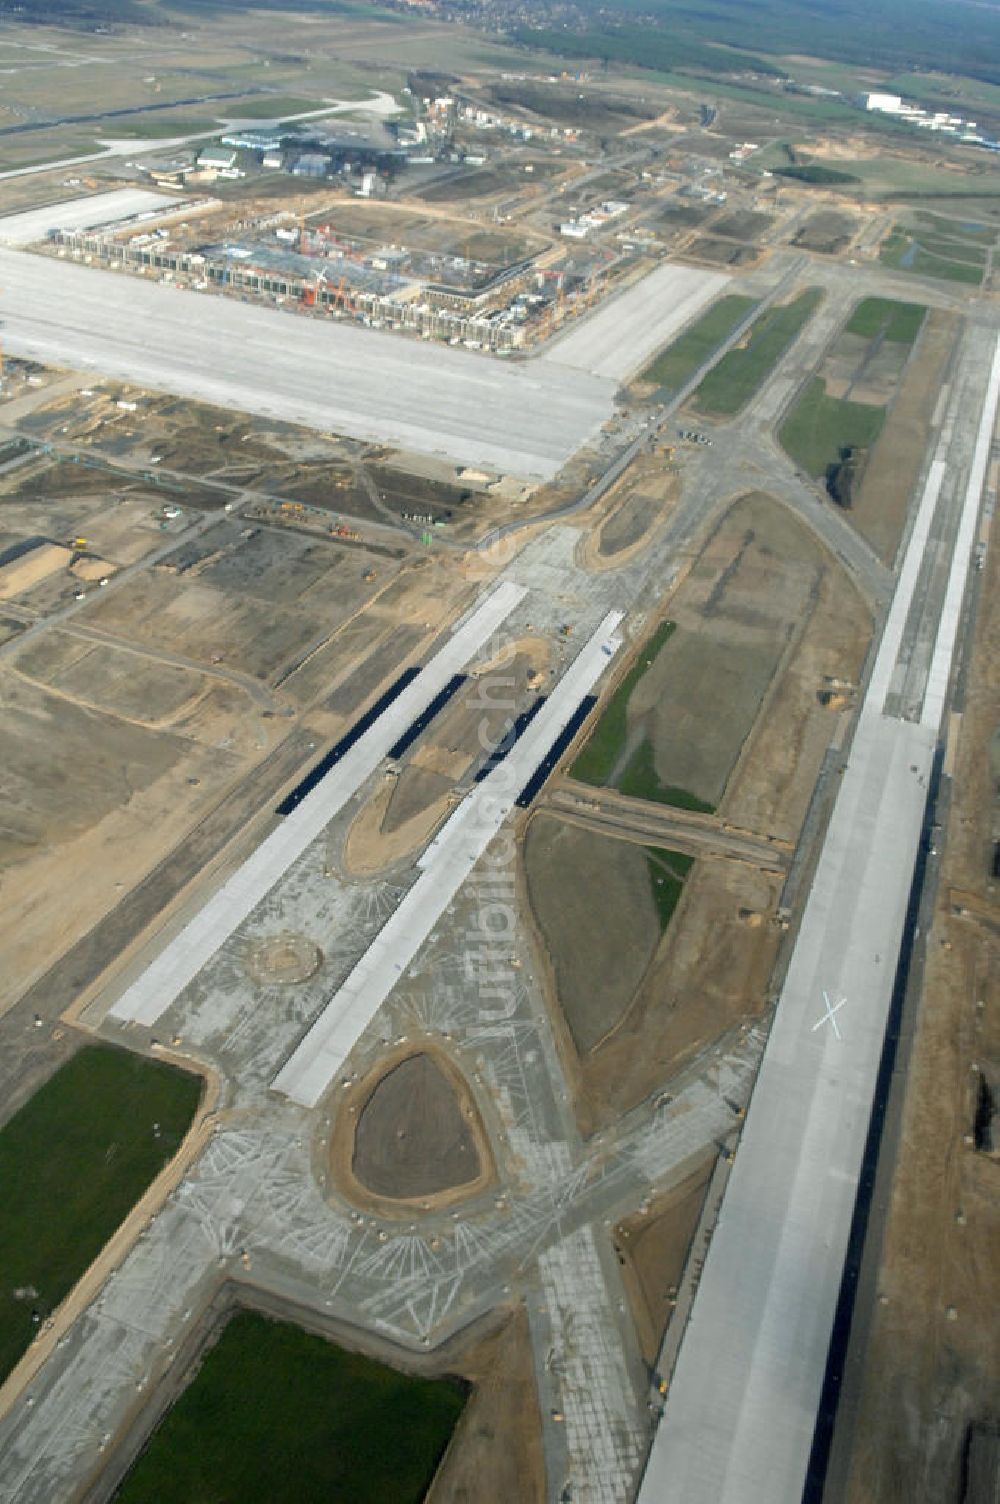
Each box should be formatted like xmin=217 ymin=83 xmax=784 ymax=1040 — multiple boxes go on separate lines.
xmin=639 ymin=326 xmax=1000 ymax=1504
xmin=107 ymin=580 xmax=528 ymax=1030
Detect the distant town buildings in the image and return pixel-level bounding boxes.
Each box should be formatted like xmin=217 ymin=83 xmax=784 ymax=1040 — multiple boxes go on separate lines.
xmin=859 ymin=89 xmax=993 ymax=146
xmin=863 ymin=92 xmax=903 ymax=114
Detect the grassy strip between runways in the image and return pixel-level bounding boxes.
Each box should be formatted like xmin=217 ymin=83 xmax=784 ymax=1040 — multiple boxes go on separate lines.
xmin=844 ymin=295 xmax=927 ymax=344
xmin=571 ymin=619 xmax=676 ymax=786
xmin=617 ymin=738 xmax=716 ymax=813
xmin=640 ymin=293 xmax=759 ymax=393
xmin=645 ymin=847 xmax=695 ymax=932
xmin=0 ymin=1045 xmax=201 ymax=1382
xmin=114 ymin=1311 xmax=467 ymax=1504
xmin=779 ymin=377 xmax=887 ymax=479
xmin=692 ymin=288 xmax=824 ymax=416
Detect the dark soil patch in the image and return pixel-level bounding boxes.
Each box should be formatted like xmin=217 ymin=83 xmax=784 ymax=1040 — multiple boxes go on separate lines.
xmin=687 ymin=236 xmax=759 ymax=266
xmin=524 ymin=815 xmax=660 ymax=1056
xmin=352 ymin=1053 xmax=482 ymax=1200
xmin=712 ymin=209 xmax=774 ymax=240
xmin=598 ymin=491 xmax=658 ymax=557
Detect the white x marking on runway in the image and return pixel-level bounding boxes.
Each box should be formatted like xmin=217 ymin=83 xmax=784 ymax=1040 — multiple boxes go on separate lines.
xmin=812 ymin=990 xmax=847 ymax=1041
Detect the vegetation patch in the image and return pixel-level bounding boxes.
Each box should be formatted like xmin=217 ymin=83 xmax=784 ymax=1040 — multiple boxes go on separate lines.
xmin=524 ymin=815 xmax=664 ymax=1055
xmin=692 ymin=288 xmax=823 ymax=417
xmin=779 ymin=377 xmax=886 ymax=484
xmin=510 ymin=23 xmax=784 ymax=82
xmin=115 ymin=1311 xmax=466 ymax=1504
xmin=844 ymin=296 xmax=927 ymax=344
xmin=791 ymin=209 xmax=857 ymax=255
xmin=0 ymin=1045 xmax=201 ymax=1382
xmin=639 ymin=294 xmax=759 ymax=394
xmin=773 ymin=163 xmax=859 ymax=185
xmin=235 ymin=95 xmax=328 ymax=119
xmin=646 ymin=847 xmax=695 ymax=932
xmin=571 ymin=620 xmax=676 ymax=788
xmin=617 ymin=739 xmax=716 ymax=812
xmin=781 ymin=294 xmax=929 ymax=504
xmin=105 ymin=115 xmax=221 ymax=139
xmin=879 ymin=227 xmax=984 ymax=285
xmin=912 ymin=231 xmax=987 ymax=266
xmin=911 ymin=209 xmax=996 ymax=245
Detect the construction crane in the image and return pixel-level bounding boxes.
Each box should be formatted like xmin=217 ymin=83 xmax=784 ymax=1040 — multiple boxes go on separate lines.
xmin=329 ymin=276 xmax=356 ymax=315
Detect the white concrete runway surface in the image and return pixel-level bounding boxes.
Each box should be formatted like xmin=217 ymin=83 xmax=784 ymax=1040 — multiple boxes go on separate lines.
xmin=0 ymin=189 xmax=180 ymax=245
xmin=639 ymin=332 xmax=1000 ymax=1503
xmin=108 ymin=581 xmax=527 ymax=1029
xmin=539 ymin=262 xmax=730 ymax=382
xmin=273 ymin=608 xmax=625 ymax=1107
xmin=0 ymin=248 xmax=615 ymax=478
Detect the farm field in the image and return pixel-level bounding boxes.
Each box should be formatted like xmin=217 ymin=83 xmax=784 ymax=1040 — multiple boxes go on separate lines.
xmin=0 ymin=1045 xmax=200 ymax=1382
xmin=114 ymin=1311 xmax=466 ymax=1504
xmin=691 ymin=289 xmax=823 ymax=417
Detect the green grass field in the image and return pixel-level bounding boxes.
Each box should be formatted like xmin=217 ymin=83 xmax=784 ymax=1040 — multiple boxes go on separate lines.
xmin=616 ymin=739 xmax=716 ymax=811
xmin=802 ymin=154 xmax=1000 ymax=200
xmin=106 ymin=115 xmax=221 ymax=139
xmin=114 ymin=1312 xmax=466 ymax=1504
xmin=913 ymin=231 xmax=988 ymax=265
xmin=640 ymin=294 xmax=759 ymax=393
xmin=645 ymin=847 xmax=695 ymax=931
xmin=228 ymin=95 xmax=327 ymax=119
xmin=844 ymin=296 xmax=927 ymax=343
xmin=571 ymin=622 xmax=715 ymax=812
xmin=879 ymin=227 xmax=985 ymax=284
xmin=571 ymin=620 xmax=676 ymax=786
xmin=692 ymin=289 xmax=823 ymax=417
xmin=0 ymin=1046 xmax=201 ymax=1382
xmin=911 ymin=209 xmax=996 ymax=245
xmin=779 ymin=377 xmax=886 ymax=479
